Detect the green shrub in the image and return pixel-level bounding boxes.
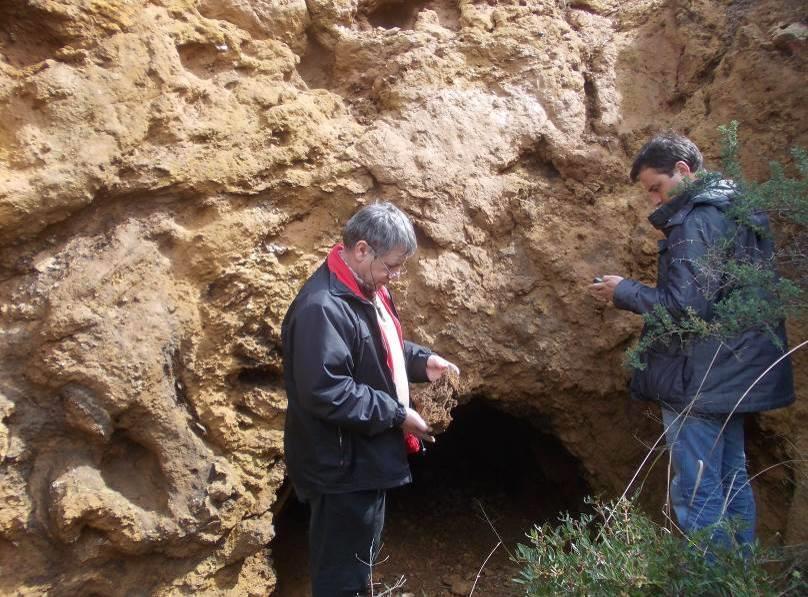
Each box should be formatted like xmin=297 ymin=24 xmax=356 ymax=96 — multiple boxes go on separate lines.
xmin=513 ymin=499 xmax=805 ymax=596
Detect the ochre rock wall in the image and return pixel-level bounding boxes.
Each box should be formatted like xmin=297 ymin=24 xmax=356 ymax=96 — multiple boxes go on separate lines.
xmin=0 ymin=0 xmax=805 ymax=594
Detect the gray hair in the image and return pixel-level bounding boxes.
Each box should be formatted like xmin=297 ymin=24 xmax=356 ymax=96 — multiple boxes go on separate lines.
xmin=343 ymin=202 xmax=417 ymax=257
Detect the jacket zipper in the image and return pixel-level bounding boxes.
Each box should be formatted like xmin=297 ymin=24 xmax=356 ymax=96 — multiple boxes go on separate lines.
xmin=338 ymin=426 xmax=344 ymax=467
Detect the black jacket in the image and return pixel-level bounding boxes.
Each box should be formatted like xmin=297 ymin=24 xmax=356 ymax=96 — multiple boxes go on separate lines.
xmin=614 ymin=178 xmax=795 ymax=414
xmin=282 ymin=261 xmax=432 ymax=497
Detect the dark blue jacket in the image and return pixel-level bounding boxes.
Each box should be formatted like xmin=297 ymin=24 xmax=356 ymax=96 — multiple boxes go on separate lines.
xmin=614 ymin=178 xmax=795 ymax=414
xmin=282 ymin=262 xmax=432 ymax=498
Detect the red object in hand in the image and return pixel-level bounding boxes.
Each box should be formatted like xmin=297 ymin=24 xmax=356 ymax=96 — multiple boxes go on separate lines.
xmin=404 ymin=433 xmax=421 ymax=454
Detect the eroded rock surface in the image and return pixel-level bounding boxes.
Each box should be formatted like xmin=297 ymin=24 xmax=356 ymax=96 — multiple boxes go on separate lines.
xmin=1 ymin=0 xmax=805 ymax=593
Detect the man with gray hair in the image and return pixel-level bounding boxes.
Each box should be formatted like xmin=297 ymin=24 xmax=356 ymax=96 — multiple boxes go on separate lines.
xmin=282 ymin=202 xmax=459 ymax=596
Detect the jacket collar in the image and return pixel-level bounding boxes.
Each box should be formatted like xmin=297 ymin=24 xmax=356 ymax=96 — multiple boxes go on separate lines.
xmin=648 ymin=191 xmax=693 ymax=231
xmin=326 ymin=243 xmax=376 ymax=302
xmin=647 ymin=175 xmax=734 ymax=232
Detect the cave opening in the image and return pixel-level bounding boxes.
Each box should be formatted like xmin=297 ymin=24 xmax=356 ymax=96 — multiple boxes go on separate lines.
xmin=364 ymin=0 xmax=461 ymax=32
xmin=271 ymin=398 xmax=591 ymax=595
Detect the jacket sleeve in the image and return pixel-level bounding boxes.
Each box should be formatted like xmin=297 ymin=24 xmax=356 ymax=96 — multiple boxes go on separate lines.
xmin=613 ymin=207 xmax=727 ymax=319
xmin=403 ymin=340 xmax=432 ymax=383
xmin=289 ymin=301 xmax=406 ymax=435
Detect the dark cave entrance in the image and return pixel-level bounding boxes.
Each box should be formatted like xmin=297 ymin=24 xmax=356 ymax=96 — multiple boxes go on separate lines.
xmin=271 ymin=398 xmax=591 ymax=595
xmin=363 ymin=0 xmax=461 ymax=32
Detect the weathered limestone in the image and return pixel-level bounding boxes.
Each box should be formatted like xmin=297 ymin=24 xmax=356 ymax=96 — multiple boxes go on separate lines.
xmin=0 ymin=0 xmax=805 ymax=593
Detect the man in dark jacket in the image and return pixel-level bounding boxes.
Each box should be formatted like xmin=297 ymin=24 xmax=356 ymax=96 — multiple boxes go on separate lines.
xmin=282 ymin=202 xmax=459 ymax=596
xmin=589 ymin=133 xmax=794 ymax=548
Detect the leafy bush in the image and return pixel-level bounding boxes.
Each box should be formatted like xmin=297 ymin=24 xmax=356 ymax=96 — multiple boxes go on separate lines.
xmin=513 ymin=499 xmax=805 ymax=596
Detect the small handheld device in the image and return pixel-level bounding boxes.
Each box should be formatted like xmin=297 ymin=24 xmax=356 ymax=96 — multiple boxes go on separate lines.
xmin=593 ymin=276 xmax=604 ymax=284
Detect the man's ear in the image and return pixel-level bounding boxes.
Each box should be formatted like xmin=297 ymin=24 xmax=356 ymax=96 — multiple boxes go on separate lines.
xmin=674 ymin=160 xmax=692 ymax=177
xmin=355 ymin=240 xmax=372 ymax=261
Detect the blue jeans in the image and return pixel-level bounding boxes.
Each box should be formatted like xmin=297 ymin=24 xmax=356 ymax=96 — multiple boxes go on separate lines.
xmin=661 ymin=408 xmax=756 ymax=548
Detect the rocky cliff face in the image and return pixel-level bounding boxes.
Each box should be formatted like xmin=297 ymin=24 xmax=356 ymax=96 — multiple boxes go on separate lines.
xmin=1 ymin=0 xmax=805 ymax=594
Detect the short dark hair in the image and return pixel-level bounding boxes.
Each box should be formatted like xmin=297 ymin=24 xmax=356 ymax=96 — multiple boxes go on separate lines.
xmin=629 ymin=133 xmax=703 ymax=182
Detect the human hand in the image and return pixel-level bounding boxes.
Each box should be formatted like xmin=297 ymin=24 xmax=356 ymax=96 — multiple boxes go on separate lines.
xmin=401 ymin=407 xmax=435 ymax=443
xmin=426 ymin=354 xmax=460 ymax=382
xmin=588 ymin=275 xmax=623 ymax=303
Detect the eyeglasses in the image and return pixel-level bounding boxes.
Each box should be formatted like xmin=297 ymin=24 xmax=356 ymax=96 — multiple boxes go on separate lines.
xmin=371 ymin=250 xmax=407 ymax=280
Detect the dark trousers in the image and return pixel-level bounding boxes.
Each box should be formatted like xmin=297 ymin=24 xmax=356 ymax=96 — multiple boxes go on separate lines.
xmin=305 ymin=489 xmax=386 ymax=597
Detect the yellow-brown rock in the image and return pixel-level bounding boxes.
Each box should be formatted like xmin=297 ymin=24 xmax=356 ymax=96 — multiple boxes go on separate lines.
xmin=0 ymin=0 xmax=805 ymax=593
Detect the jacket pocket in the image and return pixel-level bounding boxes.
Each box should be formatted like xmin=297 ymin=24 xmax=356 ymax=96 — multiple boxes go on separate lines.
xmin=633 ymin=348 xmax=687 ymax=402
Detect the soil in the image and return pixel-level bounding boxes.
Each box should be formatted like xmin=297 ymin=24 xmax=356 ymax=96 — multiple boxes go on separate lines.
xmin=411 ymin=372 xmax=465 ymax=435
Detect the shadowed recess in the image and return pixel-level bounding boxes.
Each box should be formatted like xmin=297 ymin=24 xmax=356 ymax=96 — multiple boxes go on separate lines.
xmin=99 ymin=430 xmax=170 ymax=514
xmin=297 ymin=30 xmax=335 ymax=91
xmin=0 ymin=0 xmax=70 ymax=68
xmin=271 ymin=397 xmax=591 ymax=594
xmin=364 ymin=0 xmax=461 ymax=32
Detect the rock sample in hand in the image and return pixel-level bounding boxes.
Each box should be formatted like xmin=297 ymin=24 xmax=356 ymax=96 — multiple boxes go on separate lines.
xmin=411 ymin=371 xmax=465 ymax=434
